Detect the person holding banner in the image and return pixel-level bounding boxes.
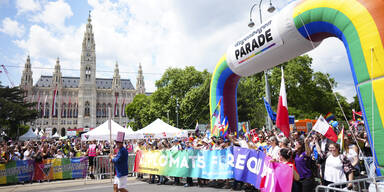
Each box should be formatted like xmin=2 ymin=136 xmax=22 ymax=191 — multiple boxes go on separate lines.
xmin=278 ymin=148 xmax=300 ymax=191
xmin=110 ymin=133 xmax=129 ymax=192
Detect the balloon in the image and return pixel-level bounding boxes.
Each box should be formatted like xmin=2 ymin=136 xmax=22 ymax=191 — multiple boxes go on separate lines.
xmin=331 ymin=121 xmax=338 ymax=127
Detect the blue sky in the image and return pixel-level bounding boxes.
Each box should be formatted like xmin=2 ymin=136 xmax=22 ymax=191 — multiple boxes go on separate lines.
xmin=0 ymin=0 xmax=355 ymax=102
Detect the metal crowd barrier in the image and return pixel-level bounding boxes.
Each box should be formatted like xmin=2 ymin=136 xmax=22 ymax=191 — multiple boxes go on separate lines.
xmin=315 ymin=176 xmax=384 ymax=192
xmin=90 ymin=153 xmax=136 ymax=180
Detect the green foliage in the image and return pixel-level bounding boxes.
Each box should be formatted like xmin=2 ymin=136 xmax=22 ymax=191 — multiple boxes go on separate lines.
xmin=125 ymin=55 xmax=357 ymax=131
xmin=268 ymin=55 xmax=351 ymax=122
xmin=0 ymin=83 xmax=38 ymax=138
xmin=125 ymin=67 xmax=210 ymax=130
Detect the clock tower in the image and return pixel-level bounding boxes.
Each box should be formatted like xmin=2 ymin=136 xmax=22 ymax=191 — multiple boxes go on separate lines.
xmin=78 ymin=11 xmax=97 ymax=129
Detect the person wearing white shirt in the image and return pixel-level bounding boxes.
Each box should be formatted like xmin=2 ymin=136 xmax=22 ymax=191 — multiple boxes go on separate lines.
xmin=267 ymin=136 xmax=280 ymax=160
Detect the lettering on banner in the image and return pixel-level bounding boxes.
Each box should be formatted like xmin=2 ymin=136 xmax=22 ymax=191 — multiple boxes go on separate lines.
xmin=227 ymin=19 xmax=283 ymax=67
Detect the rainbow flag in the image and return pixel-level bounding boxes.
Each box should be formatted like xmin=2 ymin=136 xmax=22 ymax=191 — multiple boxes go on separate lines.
xmin=324 ymin=112 xmax=335 ymax=122
xmin=222 ymin=117 xmax=229 ymax=137
xmin=212 ymin=97 xmax=222 ymax=118
xmin=337 ymin=128 xmax=344 ymax=153
xmin=212 ymin=111 xmax=221 ymax=137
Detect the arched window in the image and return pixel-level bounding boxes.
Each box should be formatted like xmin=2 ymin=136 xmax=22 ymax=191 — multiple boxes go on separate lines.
xmin=45 ymin=103 xmax=50 ymax=117
xmin=85 ymin=66 xmax=91 ymax=80
xmin=115 ymin=103 xmax=119 ymax=117
xmin=84 ymin=101 xmax=90 ymax=116
xmin=62 ymin=103 xmax=67 ymax=118
xmin=74 ymin=103 xmax=78 ymax=117
xmin=102 ymin=103 xmax=106 ymax=117
xmin=121 ymin=103 xmax=126 ymax=117
xmin=39 ymin=103 xmax=44 ymax=118
xmin=53 ymin=102 xmax=58 ymax=117
xmin=96 ymin=103 xmax=101 ymax=117
xmin=52 ymin=128 xmax=57 ymax=135
xmin=68 ymin=104 xmax=72 ymax=118
xmin=61 ymin=128 xmax=66 ymax=137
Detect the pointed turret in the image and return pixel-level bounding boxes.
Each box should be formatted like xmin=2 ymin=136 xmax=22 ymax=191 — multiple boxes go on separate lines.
xmin=52 ymin=57 xmax=62 ymax=88
xmin=136 ymin=63 xmax=145 ymax=94
xmin=112 ymin=61 xmax=121 ymax=89
xmin=20 ymin=55 xmax=33 ymax=96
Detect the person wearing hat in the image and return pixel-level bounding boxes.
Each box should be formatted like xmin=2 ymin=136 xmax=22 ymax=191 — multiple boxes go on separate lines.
xmin=110 ymin=132 xmax=129 ymax=192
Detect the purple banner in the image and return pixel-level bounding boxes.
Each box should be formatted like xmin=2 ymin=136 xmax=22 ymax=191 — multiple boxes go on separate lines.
xmin=233 ymin=146 xmax=266 ymax=188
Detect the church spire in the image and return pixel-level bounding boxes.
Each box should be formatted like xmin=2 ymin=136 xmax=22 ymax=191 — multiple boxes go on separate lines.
xmin=21 ymin=55 xmax=33 ymax=92
xmin=112 ymin=61 xmax=121 ymax=89
xmin=52 ymin=57 xmax=62 ymax=87
xmin=136 ymin=63 xmax=145 ymax=94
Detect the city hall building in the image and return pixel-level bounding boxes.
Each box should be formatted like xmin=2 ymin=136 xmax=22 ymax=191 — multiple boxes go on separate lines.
xmin=20 ymin=15 xmax=145 ymax=136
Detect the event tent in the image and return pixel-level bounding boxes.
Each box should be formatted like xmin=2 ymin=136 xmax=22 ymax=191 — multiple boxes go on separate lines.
xmin=82 ymin=120 xmax=135 ymax=141
xmin=134 ymin=118 xmax=188 ymax=138
xmin=51 ymin=132 xmax=60 ymax=138
xmin=19 ymin=128 xmax=39 ymax=141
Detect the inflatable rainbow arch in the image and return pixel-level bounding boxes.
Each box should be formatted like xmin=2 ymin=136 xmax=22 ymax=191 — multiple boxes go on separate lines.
xmin=210 ymin=0 xmax=384 ymax=174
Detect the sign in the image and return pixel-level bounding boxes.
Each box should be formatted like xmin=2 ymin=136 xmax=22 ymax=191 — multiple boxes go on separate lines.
xmin=116 ymin=131 xmax=125 ymax=142
xmin=0 ymin=157 xmax=88 ymax=184
xmin=226 ymin=19 xmax=283 ymax=68
xmin=134 ymin=147 xmax=293 ymax=190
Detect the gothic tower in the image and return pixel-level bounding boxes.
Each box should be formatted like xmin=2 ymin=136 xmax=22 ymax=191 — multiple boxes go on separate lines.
xmin=112 ymin=61 xmax=121 ymax=118
xmin=20 ymin=55 xmax=33 ymax=97
xmin=78 ymin=12 xmax=97 ymax=129
xmin=136 ymin=63 xmax=145 ymax=94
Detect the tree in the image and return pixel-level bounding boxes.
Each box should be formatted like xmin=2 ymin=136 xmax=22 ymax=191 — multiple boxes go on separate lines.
xmin=126 ymin=67 xmax=211 ymax=130
xmin=268 ymin=55 xmax=350 ymax=122
xmin=125 ymin=94 xmax=151 ymax=131
xmin=0 ymin=83 xmax=38 ymax=138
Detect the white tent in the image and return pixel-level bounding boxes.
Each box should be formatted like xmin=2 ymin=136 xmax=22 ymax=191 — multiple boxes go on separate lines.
xmin=134 ymin=118 xmax=188 ymax=139
xmin=51 ymin=132 xmax=60 ymax=138
xmin=19 ymin=128 xmax=39 ymax=141
xmin=82 ymin=120 xmax=135 ymax=141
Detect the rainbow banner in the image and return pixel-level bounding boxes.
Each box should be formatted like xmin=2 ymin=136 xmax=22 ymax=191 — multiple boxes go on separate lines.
xmin=134 ymin=147 xmax=293 ymax=190
xmin=0 ymin=160 xmax=34 ymax=184
xmin=0 ymin=157 xmax=87 ymax=184
xmin=43 ymin=157 xmax=88 ymax=180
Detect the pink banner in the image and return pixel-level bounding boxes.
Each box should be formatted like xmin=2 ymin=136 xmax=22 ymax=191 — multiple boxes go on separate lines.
xmin=261 ymin=157 xmax=293 ymax=192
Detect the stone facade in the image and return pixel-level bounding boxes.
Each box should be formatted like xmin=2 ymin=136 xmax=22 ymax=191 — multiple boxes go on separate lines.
xmin=20 ymin=14 xmax=145 ymax=136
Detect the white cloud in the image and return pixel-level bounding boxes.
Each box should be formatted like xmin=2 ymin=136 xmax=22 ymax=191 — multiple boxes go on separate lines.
xmin=307 ymin=38 xmax=356 ymax=102
xmin=11 ymin=0 xmax=356 ymax=101
xmin=0 ymin=17 xmax=25 ymax=37
xmin=16 ymin=0 xmax=41 ymax=14
xmin=32 ymin=0 xmax=73 ymax=32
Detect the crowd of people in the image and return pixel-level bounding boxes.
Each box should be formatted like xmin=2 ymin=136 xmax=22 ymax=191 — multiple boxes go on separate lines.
xmin=0 ymin=125 xmax=373 ymax=191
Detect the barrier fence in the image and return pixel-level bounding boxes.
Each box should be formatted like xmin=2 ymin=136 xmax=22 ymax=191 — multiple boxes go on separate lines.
xmin=315 ymin=176 xmax=384 ymax=192
xmin=91 ymin=153 xmax=136 ymax=180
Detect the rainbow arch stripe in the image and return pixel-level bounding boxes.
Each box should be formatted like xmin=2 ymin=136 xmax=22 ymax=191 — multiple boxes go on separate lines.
xmin=210 ymin=0 xmax=384 ymax=173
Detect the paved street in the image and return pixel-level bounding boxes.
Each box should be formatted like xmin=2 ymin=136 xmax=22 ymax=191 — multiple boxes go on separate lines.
xmin=0 ymin=178 xmax=234 ymax=192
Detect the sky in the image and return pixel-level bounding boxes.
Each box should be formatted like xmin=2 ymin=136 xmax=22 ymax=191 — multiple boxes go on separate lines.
xmin=0 ymin=0 xmax=356 ymax=102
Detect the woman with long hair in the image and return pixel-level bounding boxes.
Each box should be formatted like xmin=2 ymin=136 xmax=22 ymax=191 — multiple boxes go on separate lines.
xmin=343 ymin=134 xmax=359 ymax=177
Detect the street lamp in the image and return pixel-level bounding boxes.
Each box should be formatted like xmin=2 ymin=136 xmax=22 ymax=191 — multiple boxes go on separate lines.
xmin=248 ymin=0 xmax=275 ymax=28
xmin=248 ymin=0 xmax=275 ymax=130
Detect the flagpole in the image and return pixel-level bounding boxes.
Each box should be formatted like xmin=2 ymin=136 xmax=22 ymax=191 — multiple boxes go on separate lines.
xmin=108 ymin=106 xmax=113 ymax=183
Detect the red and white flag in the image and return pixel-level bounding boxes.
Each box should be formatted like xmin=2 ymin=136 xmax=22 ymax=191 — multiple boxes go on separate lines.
xmin=43 ymin=95 xmax=48 ymax=116
xmin=313 ymin=115 xmax=338 ymax=142
xmin=276 ymin=68 xmax=290 ymax=138
xmin=121 ymin=97 xmax=125 ymax=117
xmin=52 ymin=86 xmax=58 ymax=116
